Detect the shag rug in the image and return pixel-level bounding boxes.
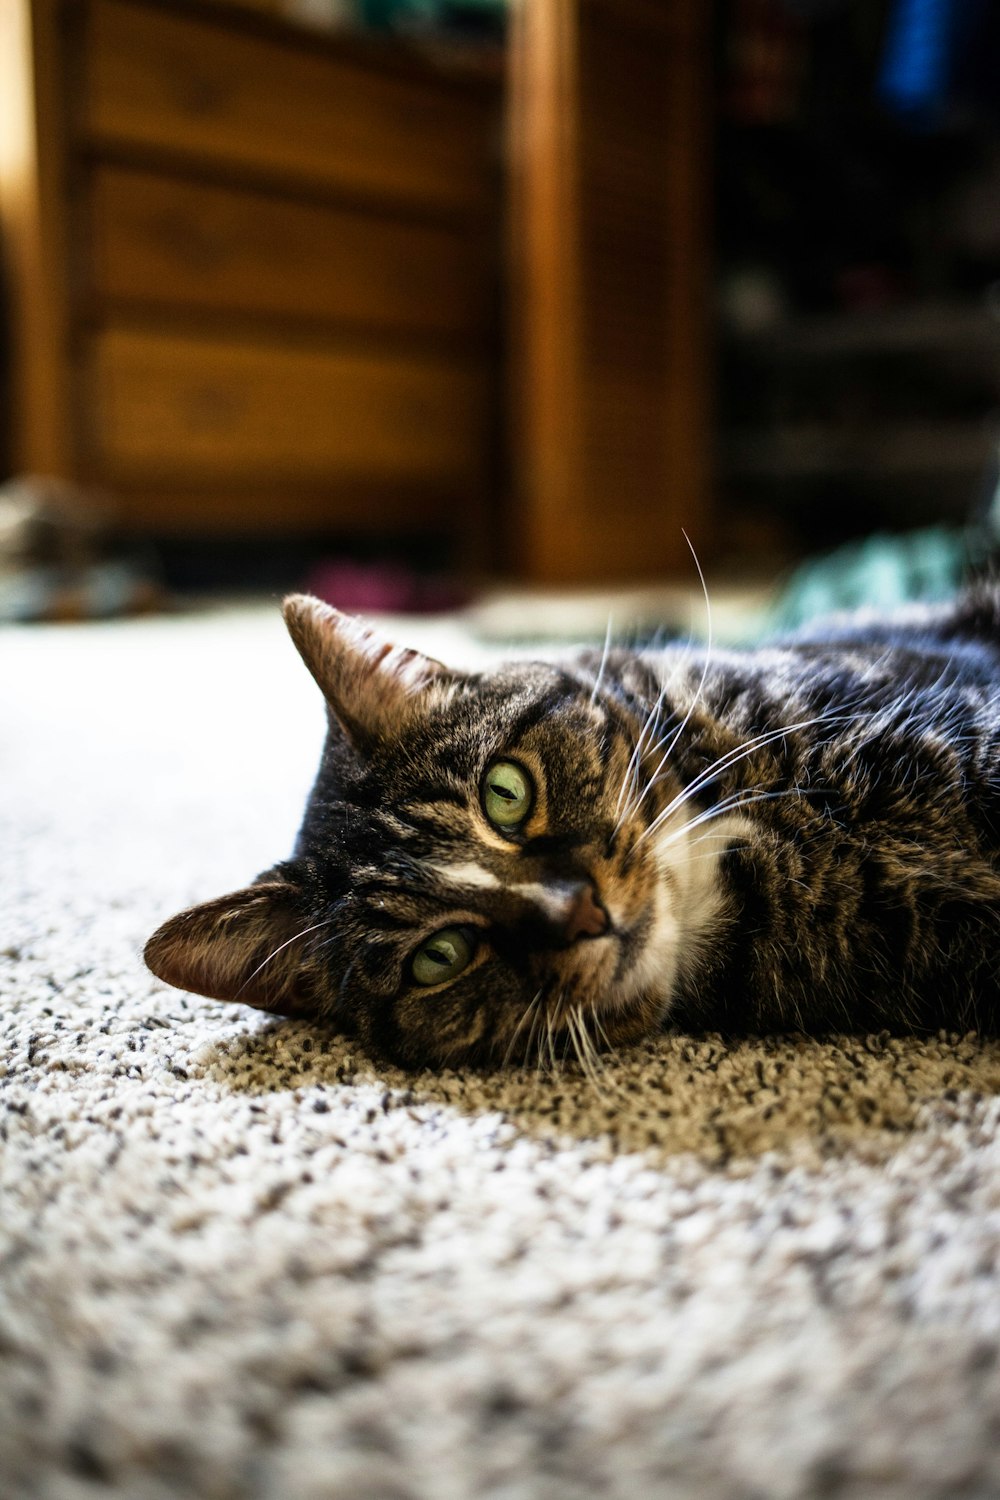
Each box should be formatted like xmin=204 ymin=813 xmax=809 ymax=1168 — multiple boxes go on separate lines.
xmin=4 ymin=603 xmax=1000 ymax=1500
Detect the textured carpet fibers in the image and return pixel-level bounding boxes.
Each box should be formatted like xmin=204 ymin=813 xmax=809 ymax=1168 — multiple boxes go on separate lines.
xmin=4 ymin=606 xmax=1000 ymax=1500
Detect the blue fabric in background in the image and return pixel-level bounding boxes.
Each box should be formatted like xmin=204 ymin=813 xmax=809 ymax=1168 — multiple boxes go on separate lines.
xmin=879 ymin=0 xmax=998 ymax=125
xmin=880 ymin=0 xmax=951 ymax=119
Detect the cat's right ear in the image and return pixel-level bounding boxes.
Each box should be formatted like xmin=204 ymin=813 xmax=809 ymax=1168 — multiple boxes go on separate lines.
xmin=282 ymin=594 xmax=457 ymax=753
xmin=144 ymin=878 xmax=323 ymax=1018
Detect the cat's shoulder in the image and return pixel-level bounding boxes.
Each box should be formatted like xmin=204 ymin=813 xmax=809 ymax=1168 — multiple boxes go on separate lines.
xmin=934 ymin=574 xmax=1000 ymax=644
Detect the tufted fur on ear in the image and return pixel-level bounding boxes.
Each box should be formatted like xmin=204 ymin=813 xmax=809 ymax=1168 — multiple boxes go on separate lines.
xmin=144 ymin=877 xmax=327 ymax=1017
xmin=282 ymin=593 xmax=456 ymax=753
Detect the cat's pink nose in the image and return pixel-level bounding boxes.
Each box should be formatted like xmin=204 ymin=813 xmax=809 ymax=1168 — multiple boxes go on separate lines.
xmin=564 ymin=883 xmax=609 ymax=943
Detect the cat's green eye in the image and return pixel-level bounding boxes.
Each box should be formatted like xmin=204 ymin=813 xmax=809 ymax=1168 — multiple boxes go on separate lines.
xmin=483 ymin=759 xmax=533 ymax=829
xmin=411 ymin=927 xmax=475 ymax=987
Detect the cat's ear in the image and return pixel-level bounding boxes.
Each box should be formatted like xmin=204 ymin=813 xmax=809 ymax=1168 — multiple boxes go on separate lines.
xmin=144 ymin=877 xmax=323 ymax=1018
xmin=282 ymin=593 xmax=456 ymax=752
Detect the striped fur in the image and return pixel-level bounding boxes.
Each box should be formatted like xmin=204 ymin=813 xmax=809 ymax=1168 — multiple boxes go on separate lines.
xmin=145 ymin=586 xmax=1000 ymax=1069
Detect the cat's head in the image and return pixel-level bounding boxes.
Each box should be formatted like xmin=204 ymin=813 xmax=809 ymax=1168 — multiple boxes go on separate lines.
xmin=144 ymin=595 xmax=692 ymax=1069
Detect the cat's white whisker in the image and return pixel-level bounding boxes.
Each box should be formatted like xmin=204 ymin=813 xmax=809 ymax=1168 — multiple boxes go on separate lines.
xmin=652 ymin=786 xmax=814 ymax=858
xmin=523 ymin=993 xmax=547 ymax=1079
xmin=588 ymin=1007 xmax=628 ymax=1081
xmin=681 ymin=834 xmax=753 ymax=865
xmin=233 ymin=920 xmax=334 ymax=1000
xmin=545 ymin=999 xmax=566 ymax=1076
xmin=635 ymin=705 xmax=868 ymax=851
xmin=611 ymin=701 xmax=665 ymax=844
xmin=589 ymin=614 xmax=615 ymax=706
xmin=620 ymin=531 xmax=717 ymax=836
xmin=502 ymin=986 xmax=544 ymax=1070
xmin=615 ymin=683 xmax=668 ymax=821
xmin=567 ymin=1006 xmax=601 ymax=1096
xmin=565 ymin=1006 xmax=585 ymax=1078
xmin=572 ymin=1004 xmax=620 ymax=1101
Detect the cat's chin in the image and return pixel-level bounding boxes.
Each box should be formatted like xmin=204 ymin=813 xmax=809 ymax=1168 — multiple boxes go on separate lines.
xmin=536 ymin=911 xmax=675 ymax=1055
xmin=598 ymin=992 xmax=670 ymax=1049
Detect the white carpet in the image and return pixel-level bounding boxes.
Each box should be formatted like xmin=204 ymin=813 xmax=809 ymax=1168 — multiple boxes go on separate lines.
xmin=4 ymin=604 xmax=1000 ymax=1500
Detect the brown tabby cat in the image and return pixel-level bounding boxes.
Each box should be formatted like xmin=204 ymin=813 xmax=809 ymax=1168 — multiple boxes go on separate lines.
xmin=144 ymin=586 xmax=1000 ymax=1069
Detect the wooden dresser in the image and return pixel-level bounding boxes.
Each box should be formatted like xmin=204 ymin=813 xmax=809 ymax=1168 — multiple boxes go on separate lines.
xmin=0 ymin=0 xmax=501 ymax=541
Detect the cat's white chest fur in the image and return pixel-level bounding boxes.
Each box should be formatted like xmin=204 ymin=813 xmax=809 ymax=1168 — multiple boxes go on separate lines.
xmin=600 ymin=653 xmax=751 ymax=1018
xmin=610 ymin=805 xmax=748 ymax=1021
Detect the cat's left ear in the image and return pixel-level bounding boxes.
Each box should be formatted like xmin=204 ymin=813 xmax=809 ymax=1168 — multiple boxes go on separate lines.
xmin=144 ymin=876 xmax=324 ymax=1018
xmin=282 ymin=593 xmax=457 ymax=752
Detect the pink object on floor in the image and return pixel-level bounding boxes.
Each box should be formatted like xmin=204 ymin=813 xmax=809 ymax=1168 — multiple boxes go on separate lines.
xmin=304 ymin=560 xmax=470 ymax=615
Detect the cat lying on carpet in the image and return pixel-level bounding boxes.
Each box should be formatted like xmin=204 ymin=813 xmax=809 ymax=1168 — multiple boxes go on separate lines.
xmin=145 ymin=586 xmax=1000 ymax=1069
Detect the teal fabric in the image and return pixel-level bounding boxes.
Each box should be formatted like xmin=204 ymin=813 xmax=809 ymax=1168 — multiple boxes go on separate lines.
xmin=767 ymin=527 xmax=971 ymax=635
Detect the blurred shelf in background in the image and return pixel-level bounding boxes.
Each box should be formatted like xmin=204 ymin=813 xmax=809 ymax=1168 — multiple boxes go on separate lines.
xmin=725 ymin=420 xmax=1000 ymax=482
xmin=713 ymin=0 xmax=1000 ymax=563
xmin=730 ymin=300 xmax=1000 ymax=359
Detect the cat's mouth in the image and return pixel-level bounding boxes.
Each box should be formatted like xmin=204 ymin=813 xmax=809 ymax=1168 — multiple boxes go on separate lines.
xmin=541 ymin=973 xmax=665 ymax=1063
xmin=540 ymin=904 xmax=655 ymax=1023
xmin=584 ymin=872 xmax=680 ymax=1036
xmin=486 ymin=839 xmax=675 ymax=1064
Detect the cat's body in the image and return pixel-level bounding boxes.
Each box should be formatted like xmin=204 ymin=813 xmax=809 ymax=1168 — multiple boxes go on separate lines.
xmin=145 ymin=585 xmax=1000 ymax=1069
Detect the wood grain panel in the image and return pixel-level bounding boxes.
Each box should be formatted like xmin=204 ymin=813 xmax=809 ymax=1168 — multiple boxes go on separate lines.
xmin=84 ymin=0 xmax=497 ymax=215
xmin=87 ymin=164 xmax=491 ymax=338
xmin=0 ymin=0 xmax=75 ymax=474
xmin=507 ymin=0 xmax=711 ymax=584
xmin=87 ymin=328 xmax=488 ymax=486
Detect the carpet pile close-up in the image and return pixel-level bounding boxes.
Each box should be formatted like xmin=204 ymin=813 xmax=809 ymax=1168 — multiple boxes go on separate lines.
xmin=4 ymin=605 xmax=1000 ymax=1500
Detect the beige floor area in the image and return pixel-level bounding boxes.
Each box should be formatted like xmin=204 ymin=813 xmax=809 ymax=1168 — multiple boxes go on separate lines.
xmin=3 ymin=601 xmax=1000 ymax=1500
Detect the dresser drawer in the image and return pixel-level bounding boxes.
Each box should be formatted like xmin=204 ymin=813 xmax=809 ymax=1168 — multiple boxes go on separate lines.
xmin=83 ymin=0 xmax=497 ymax=214
xmin=87 ymin=165 xmax=491 ymax=338
xmin=87 ymin=328 xmax=487 ymax=484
